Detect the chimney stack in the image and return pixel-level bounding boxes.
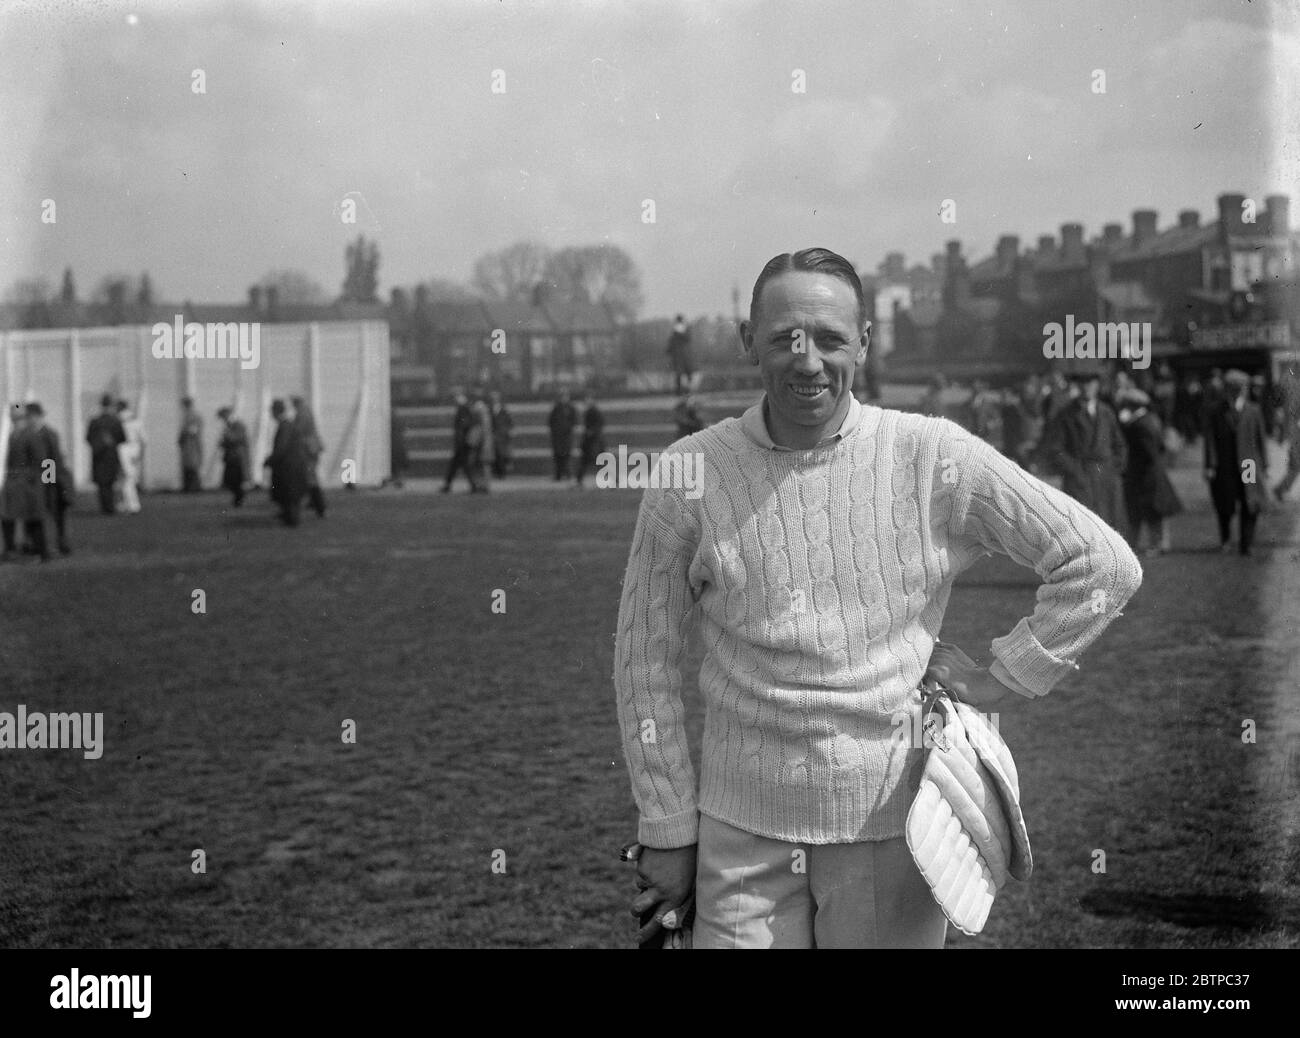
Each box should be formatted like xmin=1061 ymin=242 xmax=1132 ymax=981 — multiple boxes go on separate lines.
xmin=1266 ymin=194 xmax=1290 ymax=235
xmin=1218 ymin=193 xmax=1247 ymax=236
xmin=1132 ymin=210 xmax=1158 ymax=246
xmin=1060 ymin=223 xmax=1085 ymax=263
xmin=1178 ymin=209 xmax=1200 ymax=229
xmin=1037 ymin=234 xmax=1055 ymax=256
xmin=1103 ymin=223 xmax=1124 ymax=246
xmin=248 ymin=285 xmax=263 ymax=313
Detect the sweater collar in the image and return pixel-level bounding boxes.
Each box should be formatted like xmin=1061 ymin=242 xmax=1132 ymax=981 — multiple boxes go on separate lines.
xmin=740 ymin=394 xmax=863 ymax=451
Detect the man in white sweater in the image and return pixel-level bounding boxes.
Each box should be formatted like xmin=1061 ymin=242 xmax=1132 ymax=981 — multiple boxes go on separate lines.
xmin=614 ymin=247 xmax=1143 ymax=949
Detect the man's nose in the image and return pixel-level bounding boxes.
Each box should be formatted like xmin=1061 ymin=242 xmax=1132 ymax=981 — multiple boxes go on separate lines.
xmin=792 ymin=344 xmax=823 ymax=374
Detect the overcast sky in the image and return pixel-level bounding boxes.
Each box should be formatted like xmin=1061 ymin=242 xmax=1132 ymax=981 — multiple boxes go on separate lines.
xmin=1 ymin=0 xmax=1295 ymax=317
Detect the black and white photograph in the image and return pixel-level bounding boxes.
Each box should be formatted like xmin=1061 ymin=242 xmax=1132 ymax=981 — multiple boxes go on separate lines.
xmin=0 ymin=0 xmax=1296 ymax=1007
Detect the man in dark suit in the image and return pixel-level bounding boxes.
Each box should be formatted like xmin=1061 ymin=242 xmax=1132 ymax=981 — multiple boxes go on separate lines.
xmin=548 ymin=388 xmax=577 ymax=481
xmin=575 ymin=393 xmax=607 ymax=489
xmin=488 ymin=390 xmax=513 ymax=479
xmin=291 ymin=396 xmax=326 ymax=517
xmin=666 ymin=315 xmax=694 ymax=394
xmin=25 ymin=402 xmax=72 ymax=556
xmin=217 ymin=406 xmax=252 ymax=507
xmin=1204 ymin=369 xmax=1269 ymax=556
xmin=1044 ymin=372 xmax=1128 ymax=531
xmin=85 ymin=393 xmax=125 ymax=514
xmin=263 ymin=398 xmax=308 ymax=527
xmin=2 ymin=403 xmax=39 ymax=560
xmin=441 ymin=387 xmax=475 ymax=493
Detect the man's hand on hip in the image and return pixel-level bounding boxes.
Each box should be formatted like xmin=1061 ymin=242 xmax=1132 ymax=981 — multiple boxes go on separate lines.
xmin=631 ymin=844 xmax=697 ymax=945
xmin=924 ymin=641 xmax=1016 ymax=710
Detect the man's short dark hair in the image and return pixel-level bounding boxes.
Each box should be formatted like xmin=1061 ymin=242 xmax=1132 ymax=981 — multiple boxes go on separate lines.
xmin=749 ymin=247 xmax=867 ymax=328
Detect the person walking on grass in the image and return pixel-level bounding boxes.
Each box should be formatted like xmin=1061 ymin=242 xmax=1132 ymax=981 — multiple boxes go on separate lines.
xmin=25 ymin=403 xmax=72 ymax=557
xmin=86 ymin=394 xmax=125 ymax=515
xmin=575 ymin=392 xmax=607 ymax=489
xmin=468 ymin=389 xmax=493 ymax=494
xmin=264 ymin=398 xmax=308 ymax=527
xmin=614 ymin=247 xmax=1142 ymax=949
xmin=489 ymin=390 xmax=514 ymax=479
xmin=1043 ymin=371 xmax=1127 ymax=532
xmin=291 ymin=396 xmax=326 ymax=518
xmin=672 ymin=393 xmax=705 ymax=440
xmin=1272 ymin=368 xmax=1300 ymax=503
xmin=1204 ymin=369 xmax=1268 ymax=556
xmin=548 ymin=388 xmax=577 ymax=481
xmin=218 ymin=406 xmax=252 ymax=508
xmin=1117 ymin=388 xmax=1181 ymax=557
xmin=1 ymin=403 xmax=40 ymax=561
xmin=178 ymin=396 xmax=203 ymax=492
xmin=441 ymin=387 xmax=475 ymax=494
xmin=115 ymin=399 xmax=143 ymax=515
xmin=666 ymin=315 xmax=695 ymax=394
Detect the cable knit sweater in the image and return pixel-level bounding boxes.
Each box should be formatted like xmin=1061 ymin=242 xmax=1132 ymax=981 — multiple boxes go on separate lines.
xmin=613 ymin=398 xmax=1143 ymax=848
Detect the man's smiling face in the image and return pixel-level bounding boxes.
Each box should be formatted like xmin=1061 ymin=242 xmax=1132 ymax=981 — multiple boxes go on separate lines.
xmin=741 ymin=271 xmax=868 ymax=448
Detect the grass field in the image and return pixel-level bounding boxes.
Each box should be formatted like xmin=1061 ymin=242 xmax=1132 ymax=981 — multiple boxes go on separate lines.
xmin=1 ymin=466 xmax=1297 ymax=949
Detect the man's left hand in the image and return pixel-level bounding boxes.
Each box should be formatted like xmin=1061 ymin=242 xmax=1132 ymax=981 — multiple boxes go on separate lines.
xmin=924 ymin=641 xmax=1016 ymax=710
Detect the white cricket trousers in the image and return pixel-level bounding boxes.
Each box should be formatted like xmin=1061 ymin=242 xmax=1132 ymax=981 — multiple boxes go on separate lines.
xmin=692 ymin=813 xmax=948 ymax=949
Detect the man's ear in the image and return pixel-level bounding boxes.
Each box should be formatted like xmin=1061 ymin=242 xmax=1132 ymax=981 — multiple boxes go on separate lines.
xmin=739 ymin=319 xmax=758 ymax=365
xmin=857 ymin=321 xmax=872 ymax=364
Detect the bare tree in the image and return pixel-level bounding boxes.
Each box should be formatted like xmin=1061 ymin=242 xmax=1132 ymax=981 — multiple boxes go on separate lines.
xmin=6 ymin=277 xmax=51 ymax=306
xmin=420 ymin=278 xmax=479 ymax=303
xmin=471 ymin=241 xmax=551 ymax=302
xmin=259 ymin=269 xmax=326 ymax=305
xmin=92 ymin=272 xmax=140 ymax=304
xmin=5 ymin=277 xmax=53 ymax=328
xmin=342 ymin=235 xmax=380 ymax=303
xmin=543 ymin=243 xmax=643 ymax=321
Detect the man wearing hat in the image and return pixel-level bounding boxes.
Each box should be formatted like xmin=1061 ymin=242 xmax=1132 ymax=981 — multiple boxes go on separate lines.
xmin=1116 ymin=388 xmax=1181 ymax=556
xmin=178 ymin=396 xmax=204 ymax=492
xmin=1 ymin=403 xmax=38 ymax=560
xmin=25 ymin=402 xmax=73 ymax=556
xmin=217 ymin=406 xmax=252 ymax=508
xmin=1043 ymin=371 xmax=1128 ymax=531
xmin=1204 ymin=369 xmax=1268 ymax=555
xmin=666 ymin=314 xmax=695 ymax=394
xmin=85 ymin=393 xmax=125 ymax=515
xmin=264 ymin=398 xmax=308 ymax=526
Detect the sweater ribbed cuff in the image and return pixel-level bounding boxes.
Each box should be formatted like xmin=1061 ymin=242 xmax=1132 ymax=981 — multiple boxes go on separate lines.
xmin=989 ymin=658 xmax=1040 ymax=699
xmin=638 ymin=808 xmax=700 ymax=849
xmin=990 ymin=618 xmax=1077 ymax=697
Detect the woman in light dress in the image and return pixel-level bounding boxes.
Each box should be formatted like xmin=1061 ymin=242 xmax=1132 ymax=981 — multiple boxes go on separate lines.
xmin=115 ymin=399 xmax=145 ymax=514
